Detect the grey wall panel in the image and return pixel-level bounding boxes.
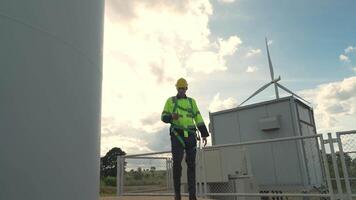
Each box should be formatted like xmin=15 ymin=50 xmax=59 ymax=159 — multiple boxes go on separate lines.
xmin=297 ymin=104 xmax=312 ymax=124
xmin=298 ymin=101 xmax=323 ymax=186
xmin=300 ymin=124 xmax=323 ymax=186
xmin=247 ymin=144 xmax=277 ymax=185
xmin=0 ymin=1 xmax=103 ymax=199
xmin=266 ymin=100 xmax=296 ymax=137
xmin=237 ymin=105 xmax=277 ymax=184
xmin=212 ymin=112 xmax=240 ymax=145
xmin=220 ymin=147 xmax=249 ymax=180
xmin=238 ymin=106 xmax=268 ymax=141
xmin=272 ymin=141 xmax=303 ymax=184
xmin=266 ymin=101 xmax=304 ymax=185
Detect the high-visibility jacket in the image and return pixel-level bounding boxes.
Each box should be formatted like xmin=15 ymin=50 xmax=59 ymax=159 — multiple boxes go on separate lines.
xmin=161 ymin=95 xmax=209 ymax=138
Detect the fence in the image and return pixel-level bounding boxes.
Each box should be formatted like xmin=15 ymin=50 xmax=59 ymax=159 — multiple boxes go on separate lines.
xmin=197 ymin=134 xmax=330 ymax=200
xmin=117 ymin=131 xmax=356 ymax=200
xmin=116 ymin=151 xmax=174 ymax=196
xmin=333 ymin=130 xmax=356 ymax=199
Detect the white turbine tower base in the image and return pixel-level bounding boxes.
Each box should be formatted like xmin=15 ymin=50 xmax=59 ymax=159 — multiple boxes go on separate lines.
xmin=0 ymin=1 xmax=104 ymax=199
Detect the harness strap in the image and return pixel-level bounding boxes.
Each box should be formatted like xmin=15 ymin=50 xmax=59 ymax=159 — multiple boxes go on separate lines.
xmin=171 ymin=123 xmax=197 ymax=147
xmin=171 ymin=96 xmax=197 ymax=137
xmin=172 ymin=97 xmax=197 ymax=116
xmin=172 ymin=96 xmax=178 ymax=113
xmin=171 ymin=127 xmax=185 ymax=148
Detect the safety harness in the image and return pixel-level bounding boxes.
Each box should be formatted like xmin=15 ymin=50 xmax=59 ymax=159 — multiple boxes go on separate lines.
xmin=170 ymin=96 xmax=198 ymax=147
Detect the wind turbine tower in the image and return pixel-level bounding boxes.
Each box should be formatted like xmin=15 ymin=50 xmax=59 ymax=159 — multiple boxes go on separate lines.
xmin=0 ymin=1 xmax=104 ymax=199
xmin=239 ymin=38 xmax=309 ymax=106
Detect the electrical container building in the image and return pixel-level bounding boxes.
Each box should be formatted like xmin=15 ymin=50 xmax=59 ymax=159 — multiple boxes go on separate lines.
xmin=208 ymin=96 xmax=324 ymax=191
xmin=182 ymin=40 xmax=323 ymax=198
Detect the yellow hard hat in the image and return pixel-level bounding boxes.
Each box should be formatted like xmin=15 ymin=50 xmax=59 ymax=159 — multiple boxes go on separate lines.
xmin=175 ymin=78 xmax=188 ymax=88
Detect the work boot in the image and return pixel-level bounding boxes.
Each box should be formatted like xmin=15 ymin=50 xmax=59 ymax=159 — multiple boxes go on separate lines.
xmin=174 ymin=194 xmax=181 ymax=200
xmin=189 ymin=195 xmax=197 ymax=200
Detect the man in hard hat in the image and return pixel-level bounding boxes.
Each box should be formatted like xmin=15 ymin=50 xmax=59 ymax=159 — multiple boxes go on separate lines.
xmin=161 ymin=78 xmax=209 ymax=200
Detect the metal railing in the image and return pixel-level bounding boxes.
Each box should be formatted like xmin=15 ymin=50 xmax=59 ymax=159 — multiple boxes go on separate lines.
xmin=336 ymin=130 xmax=356 ymax=199
xmin=117 ymin=150 xmax=173 ymax=195
xmin=199 ymin=134 xmax=332 ymax=200
xmin=116 ymin=132 xmax=356 ymax=200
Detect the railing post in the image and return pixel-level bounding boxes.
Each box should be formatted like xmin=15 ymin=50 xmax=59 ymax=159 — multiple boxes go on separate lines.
xmin=196 ymin=148 xmax=200 ymax=198
xmin=169 ymin=158 xmax=173 ymax=190
xmin=328 ymin=133 xmax=343 ymax=198
xmin=202 ymin=147 xmax=208 ymax=198
xmin=116 ymin=155 xmax=124 ymax=196
xmin=197 ymin=147 xmax=204 ymax=198
xmin=319 ymin=134 xmax=335 ymax=200
xmin=166 ymin=158 xmax=169 ymax=191
xmin=166 ymin=158 xmax=173 ymax=192
xmin=166 ymin=158 xmax=173 ymax=191
xmin=336 ymin=132 xmax=352 ymax=200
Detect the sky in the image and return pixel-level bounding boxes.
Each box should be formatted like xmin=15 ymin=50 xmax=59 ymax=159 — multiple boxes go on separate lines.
xmin=100 ymin=0 xmax=356 ymax=156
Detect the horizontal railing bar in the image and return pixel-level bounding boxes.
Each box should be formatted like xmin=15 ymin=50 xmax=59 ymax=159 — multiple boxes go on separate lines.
xmin=125 ymin=156 xmax=170 ymax=160
xmin=124 ymin=150 xmax=171 ymax=158
xmin=342 ymin=150 xmax=356 ymax=154
xmin=204 ymin=192 xmax=332 ymax=197
xmin=122 ymin=192 xmax=335 ymax=198
xmin=331 ymin=177 xmax=356 ymax=180
xmin=123 ymin=135 xmax=322 ymax=157
xmin=122 ymin=192 xmax=188 ymax=196
xmin=203 ymin=134 xmax=322 ymax=149
xmin=337 ymin=130 xmax=356 ymax=135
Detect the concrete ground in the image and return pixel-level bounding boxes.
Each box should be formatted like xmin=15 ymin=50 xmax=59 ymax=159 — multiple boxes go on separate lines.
xmin=101 ymin=196 xmax=211 ymax=200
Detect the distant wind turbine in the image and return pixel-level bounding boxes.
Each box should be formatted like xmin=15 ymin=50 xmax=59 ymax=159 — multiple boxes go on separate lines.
xmin=239 ymin=38 xmax=310 ymax=106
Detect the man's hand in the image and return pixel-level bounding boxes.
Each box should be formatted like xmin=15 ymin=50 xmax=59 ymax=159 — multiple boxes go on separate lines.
xmin=202 ymin=137 xmax=207 ymax=147
xmin=172 ymin=113 xmax=179 ymax=120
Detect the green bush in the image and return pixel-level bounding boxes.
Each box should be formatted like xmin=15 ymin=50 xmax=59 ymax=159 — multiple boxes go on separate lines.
xmin=103 ymin=176 xmax=116 ymax=187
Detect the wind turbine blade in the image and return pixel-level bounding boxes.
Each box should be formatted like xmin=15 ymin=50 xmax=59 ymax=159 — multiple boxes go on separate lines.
xmin=265 ymin=37 xmax=275 ymax=81
xmin=239 ymin=82 xmax=274 ymax=106
xmin=276 ymin=83 xmax=311 ymax=104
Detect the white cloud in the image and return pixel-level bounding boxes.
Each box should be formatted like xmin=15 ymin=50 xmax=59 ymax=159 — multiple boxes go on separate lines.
xmin=208 ymin=93 xmax=238 ymax=112
xmin=345 ymin=46 xmax=356 ymax=54
xmin=218 ymin=36 xmax=242 ymax=56
xmin=218 ymin=0 xmax=236 ymax=3
xmin=246 ymin=66 xmax=259 ymax=73
xmin=267 ymin=40 xmax=273 ymax=45
xmin=339 ymin=54 xmax=350 ymax=62
xmin=246 ymin=48 xmax=261 ymax=57
xmin=102 ymin=0 xmax=242 ymax=155
xmin=186 ymin=35 xmax=241 ymax=73
xmin=300 ymin=76 xmax=356 ymax=133
xmin=101 ymin=116 xmax=172 ymax=155
xmin=186 ymin=51 xmax=227 ymax=73
xmin=101 ymin=118 xmax=150 ymax=155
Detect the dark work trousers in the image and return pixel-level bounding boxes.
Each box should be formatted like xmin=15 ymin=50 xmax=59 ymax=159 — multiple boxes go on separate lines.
xmin=170 ymin=129 xmax=197 ymax=198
